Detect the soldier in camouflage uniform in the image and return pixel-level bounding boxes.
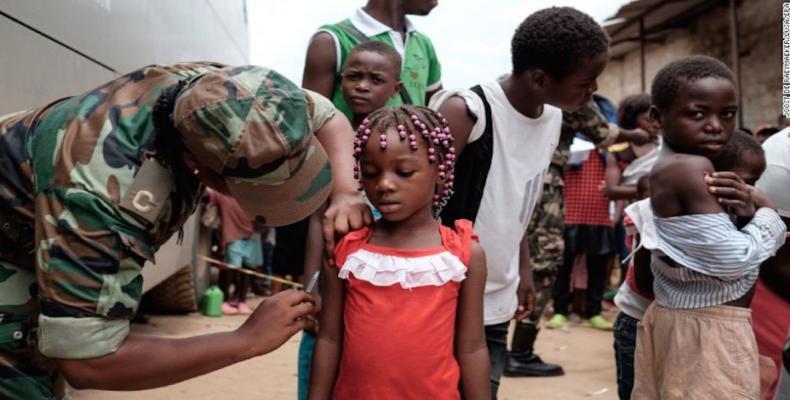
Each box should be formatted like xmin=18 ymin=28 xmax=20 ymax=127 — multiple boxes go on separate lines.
xmin=0 ymin=63 xmax=368 ymax=398
xmin=505 ymin=101 xmax=650 ymax=377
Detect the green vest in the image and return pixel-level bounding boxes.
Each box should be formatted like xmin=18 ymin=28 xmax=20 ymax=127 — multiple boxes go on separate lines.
xmin=320 ymin=19 xmax=442 ymax=120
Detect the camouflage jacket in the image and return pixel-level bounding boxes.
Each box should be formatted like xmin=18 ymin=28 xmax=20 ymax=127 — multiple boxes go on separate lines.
xmin=552 ymin=102 xmax=618 ymax=169
xmin=0 ymin=62 xmax=222 ymax=359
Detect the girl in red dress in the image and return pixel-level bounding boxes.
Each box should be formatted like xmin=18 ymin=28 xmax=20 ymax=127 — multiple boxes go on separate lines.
xmin=309 ymin=106 xmax=490 ymax=399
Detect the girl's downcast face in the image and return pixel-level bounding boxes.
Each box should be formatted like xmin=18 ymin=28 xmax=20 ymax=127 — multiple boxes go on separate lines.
xmin=359 ymin=126 xmax=439 ymax=222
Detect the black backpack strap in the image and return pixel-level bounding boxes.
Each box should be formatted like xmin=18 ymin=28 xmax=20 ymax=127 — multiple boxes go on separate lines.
xmin=440 ymin=84 xmax=494 ymax=226
xmin=470 ymin=85 xmax=493 ymax=140
xmin=335 ymin=20 xmax=414 ymax=105
xmin=399 ymin=86 xmax=414 ymax=105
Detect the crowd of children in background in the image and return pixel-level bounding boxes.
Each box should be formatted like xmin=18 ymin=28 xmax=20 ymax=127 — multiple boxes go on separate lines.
xmin=189 ymin=2 xmax=789 ymax=399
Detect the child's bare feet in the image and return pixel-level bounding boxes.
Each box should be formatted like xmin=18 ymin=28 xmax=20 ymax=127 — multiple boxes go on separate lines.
xmin=237 ymin=302 xmax=253 ymax=315
xmin=222 ymin=302 xmax=239 ymax=315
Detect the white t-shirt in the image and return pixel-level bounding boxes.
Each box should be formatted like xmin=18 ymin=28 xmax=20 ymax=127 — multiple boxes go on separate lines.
xmin=756 ymin=127 xmax=790 ymax=218
xmin=430 ymin=81 xmax=562 ymax=325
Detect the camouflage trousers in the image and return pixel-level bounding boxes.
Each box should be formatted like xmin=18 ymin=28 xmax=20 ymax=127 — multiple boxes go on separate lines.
xmin=527 ymin=166 xmax=565 ymax=322
xmin=0 ymin=262 xmax=60 ymax=400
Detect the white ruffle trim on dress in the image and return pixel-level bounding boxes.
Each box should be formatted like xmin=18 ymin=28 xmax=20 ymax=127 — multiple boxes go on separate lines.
xmin=338 ymin=248 xmax=467 ymax=289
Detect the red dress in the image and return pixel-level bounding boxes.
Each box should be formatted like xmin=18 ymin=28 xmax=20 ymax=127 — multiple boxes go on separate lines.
xmin=331 ymin=220 xmax=477 ymax=400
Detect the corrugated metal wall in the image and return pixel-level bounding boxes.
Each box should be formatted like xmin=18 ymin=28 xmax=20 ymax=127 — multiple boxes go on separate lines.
xmin=0 ymin=0 xmax=249 ymax=114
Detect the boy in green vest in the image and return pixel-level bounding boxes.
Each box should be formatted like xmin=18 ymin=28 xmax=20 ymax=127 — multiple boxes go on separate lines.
xmin=303 ymin=0 xmax=442 ymax=118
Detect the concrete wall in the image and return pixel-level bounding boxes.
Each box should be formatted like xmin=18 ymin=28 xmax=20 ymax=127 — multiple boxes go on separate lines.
xmin=0 ymin=0 xmax=249 ymax=114
xmin=599 ymin=0 xmax=782 ymax=129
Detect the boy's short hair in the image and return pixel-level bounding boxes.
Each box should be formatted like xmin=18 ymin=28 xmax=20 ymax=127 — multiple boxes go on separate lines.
xmin=345 ymin=41 xmax=402 ymax=74
xmin=511 ymin=7 xmax=609 ymax=78
xmin=651 ymin=55 xmax=735 ymax=112
xmin=712 ymin=129 xmax=764 ymax=171
xmin=617 ymin=94 xmax=652 ymax=130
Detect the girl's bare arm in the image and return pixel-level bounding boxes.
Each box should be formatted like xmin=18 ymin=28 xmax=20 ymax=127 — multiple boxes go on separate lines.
xmin=455 ymin=242 xmax=490 ymax=399
xmin=308 ymin=263 xmax=346 ymax=400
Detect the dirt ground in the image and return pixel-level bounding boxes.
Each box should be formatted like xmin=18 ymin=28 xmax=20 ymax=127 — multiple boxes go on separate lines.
xmin=72 ymin=298 xmax=620 ymax=400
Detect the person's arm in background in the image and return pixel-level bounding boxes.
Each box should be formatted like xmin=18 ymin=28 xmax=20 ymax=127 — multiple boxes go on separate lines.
xmin=564 ymin=105 xmax=650 ymax=148
xmin=308 ymin=263 xmax=346 ymax=399
xmin=423 ymin=34 xmax=443 ymax=104
xmin=302 ymin=32 xmax=337 ymax=99
xmin=436 ymin=96 xmax=474 ymax=156
xmin=455 ymin=242 xmax=490 ymax=399
xmin=632 ymin=245 xmax=653 ymax=295
xmin=603 ymin=152 xmax=638 ymax=200
xmin=617 ymin=127 xmax=651 ymax=145
xmin=514 ymin=228 xmax=536 ymax=320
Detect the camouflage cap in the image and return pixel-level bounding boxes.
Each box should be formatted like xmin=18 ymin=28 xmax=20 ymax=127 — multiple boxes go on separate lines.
xmin=173 ymin=65 xmax=333 ymax=226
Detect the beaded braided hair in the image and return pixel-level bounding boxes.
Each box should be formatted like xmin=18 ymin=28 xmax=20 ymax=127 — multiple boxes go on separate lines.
xmin=352 ymin=105 xmax=456 ymax=218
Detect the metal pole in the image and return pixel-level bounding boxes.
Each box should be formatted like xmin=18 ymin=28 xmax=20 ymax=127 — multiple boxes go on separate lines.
xmin=729 ymin=0 xmax=744 ymax=128
xmin=639 ymin=17 xmax=646 ymax=92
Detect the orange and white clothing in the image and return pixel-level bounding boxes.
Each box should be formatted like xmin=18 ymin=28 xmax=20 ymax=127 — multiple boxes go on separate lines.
xmin=331 ymin=220 xmax=477 ymax=400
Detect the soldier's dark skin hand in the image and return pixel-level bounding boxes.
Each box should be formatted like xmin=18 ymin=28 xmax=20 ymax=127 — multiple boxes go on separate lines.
xmin=618 ymin=127 xmax=651 ymax=145
xmin=56 ymin=290 xmax=317 ymax=390
xmin=237 ymin=290 xmax=319 ymax=354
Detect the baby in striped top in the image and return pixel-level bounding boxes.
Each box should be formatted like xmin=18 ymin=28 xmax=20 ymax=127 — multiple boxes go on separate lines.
xmin=629 ymin=56 xmax=786 ymax=399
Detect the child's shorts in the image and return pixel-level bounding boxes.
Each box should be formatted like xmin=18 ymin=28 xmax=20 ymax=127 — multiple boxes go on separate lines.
xmin=225 ymin=234 xmax=263 ymax=268
xmin=633 ymin=303 xmax=759 ymax=399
